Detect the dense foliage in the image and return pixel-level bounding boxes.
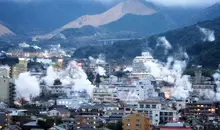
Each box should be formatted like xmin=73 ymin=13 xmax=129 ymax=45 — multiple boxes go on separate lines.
xmin=73 ymin=17 xmax=220 ymax=69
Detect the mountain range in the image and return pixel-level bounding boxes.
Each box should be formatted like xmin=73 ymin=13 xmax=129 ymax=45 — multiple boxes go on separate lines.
xmin=73 ymin=17 xmax=220 ymax=69
xmin=1 ymin=0 xmax=220 ymax=70
xmin=0 ymin=24 xmax=15 ymax=36
xmin=33 ymin=0 xmax=169 ymax=40
xmin=0 ymin=0 xmax=112 ymax=35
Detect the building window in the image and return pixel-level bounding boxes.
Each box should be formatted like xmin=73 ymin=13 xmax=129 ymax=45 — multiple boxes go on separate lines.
xmin=169 ymin=112 xmax=173 ymax=116
xmin=136 ymin=119 xmax=140 ymax=122
xmin=146 ymin=105 xmax=150 ymax=108
xmin=152 ymin=105 xmax=156 ymax=108
xmin=155 ymin=114 xmax=158 ymax=116
xmin=136 ymin=124 xmax=139 ymax=126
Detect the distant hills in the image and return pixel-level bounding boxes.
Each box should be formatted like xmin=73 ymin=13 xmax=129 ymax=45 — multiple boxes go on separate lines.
xmin=192 ymin=2 xmax=220 ymax=23
xmin=33 ymin=0 xmax=220 ymax=43
xmin=34 ymin=0 xmax=161 ymax=40
xmin=73 ymin=17 xmax=220 ymax=69
xmin=0 ymin=0 xmax=111 ymax=35
xmin=0 ymin=24 xmax=15 ymax=36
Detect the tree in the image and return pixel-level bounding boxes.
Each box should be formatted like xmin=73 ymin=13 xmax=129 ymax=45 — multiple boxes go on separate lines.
xmin=115 ymin=121 xmax=123 ymax=130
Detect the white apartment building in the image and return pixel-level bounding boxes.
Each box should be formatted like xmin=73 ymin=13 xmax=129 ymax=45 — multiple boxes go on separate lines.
xmin=137 ymin=100 xmax=178 ymax=126
xmin=92 ymin=85 xmax=119 ymax=104
xmin=0 ymin=68 xmax=11 ymax=102
xmin=116 ymin=75 xmax=158 ymax=102
xmin=48 ymin=85 xmax=72 ymax=97
xmin=132 ymin=52 xmax=154 ymax=78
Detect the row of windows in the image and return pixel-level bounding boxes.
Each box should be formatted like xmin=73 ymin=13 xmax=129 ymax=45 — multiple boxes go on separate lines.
xmin=139 ymin=104 xmax=157 ymax=108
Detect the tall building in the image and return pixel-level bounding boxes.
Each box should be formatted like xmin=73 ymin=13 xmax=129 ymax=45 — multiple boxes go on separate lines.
xmin=123 ymin=113 xmax=151 ymax=130
xmin=12 ymin=58 xmax=28 ymax=78
xmin=0 ymin=68 xmax=15 ymax=106
xmin=132 ymin=52 xmax=154 ymax=78
xmin=0 ymin=68 xmax=10 ymax=103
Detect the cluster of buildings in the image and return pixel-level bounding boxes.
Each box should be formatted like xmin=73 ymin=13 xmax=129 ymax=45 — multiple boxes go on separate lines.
xmin=1 ymin=50 xmax=220 ymax=130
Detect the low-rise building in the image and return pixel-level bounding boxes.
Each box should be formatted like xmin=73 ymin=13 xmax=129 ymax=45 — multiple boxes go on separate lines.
xmin=185 ymin=100 xmax=220 ymax=116
xmin=154 ymin=122 xmax=192 ymax=130
xmin=92 ymin=86 xmax=119 ymax=104
xmin=48 ymin=108 xmax=70 ymax=118
xmin=123 ymin=113 xmax=151 ymax=130
xmin=137 ymin=100 xmax=178 ymax=126
xmin=75 ymin=104 xmax=104 ymax=129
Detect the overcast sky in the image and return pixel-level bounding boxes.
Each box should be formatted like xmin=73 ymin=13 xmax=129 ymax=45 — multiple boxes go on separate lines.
xmin=3 ymin=0 xmax=220 ymax=7
xmin=94 ymin=0 xmax=220 ymax=7
xmin=145 ymin=0 xmax=220 ymax=7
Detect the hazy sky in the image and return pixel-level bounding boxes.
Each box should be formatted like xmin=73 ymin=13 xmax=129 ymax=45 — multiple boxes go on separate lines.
xmin=3 ymin=0 xmax=220 ymax=7
xmin=94 ymin=0 xmax=220 ymax=7
xmin=145 ymin=0 xmax=220 ymax=7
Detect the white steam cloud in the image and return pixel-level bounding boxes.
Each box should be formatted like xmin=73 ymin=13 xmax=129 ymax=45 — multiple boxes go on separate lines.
xmin=43 ymin=61 xmax=95 ymax=96
xmin=156 ymin=36 xmax=172 ymax=55
xmin=199 ymin=27 xmax=215 ymax=42
xmin=144 ymin=56 xmax=192 ymax=99
xmin=96 ymin=66 xmax=106 ymax=76
xmin=211 ymin=71 xmax=220 ymax=100
xmin=15 ymin=72 xmax=40 ymax=100
xmin=15 ymin=60 xmax=95 ymax=100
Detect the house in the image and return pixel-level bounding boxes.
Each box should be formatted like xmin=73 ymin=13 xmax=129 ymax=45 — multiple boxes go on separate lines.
xmin=48 ymin=108 xmax=70 ymax=118
xmin=154 ymin=122 xmax=192 ymax=130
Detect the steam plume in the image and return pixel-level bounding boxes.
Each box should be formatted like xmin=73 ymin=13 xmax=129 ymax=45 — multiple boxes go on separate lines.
xmin=156 ymin=36 xmax=172 ymax=55
xmin=96 ymin=66 xmax=106 ymax=76
xmin=15 ymin=72 xmax=40 ymax=100
xmin=144 ymin=54 xmax=192 ymax=99
xmin=198 ymin=27 xmax=215 ymax=42
xmin=43 ymin=61 xmax=95 ymax=97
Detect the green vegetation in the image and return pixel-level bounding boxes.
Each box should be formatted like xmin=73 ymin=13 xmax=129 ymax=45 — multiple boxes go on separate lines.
xmin=73 ymin=39 xmax=143 ymax=63
xmin=73 ymin=17 xmax=220 ymax=70
xmin=106 ymin=121 xmax=123 ymax=130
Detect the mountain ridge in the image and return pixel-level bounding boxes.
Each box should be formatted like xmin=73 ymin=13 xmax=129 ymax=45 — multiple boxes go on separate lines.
xmin=0 ymin=24 xmax=15 ymax=36
xmin=33 ymin=0 xmax=157 ymax=40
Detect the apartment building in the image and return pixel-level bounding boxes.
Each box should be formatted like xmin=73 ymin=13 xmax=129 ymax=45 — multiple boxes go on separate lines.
xmin=137 ymin=100 xmax=178 ymax=126
xmin=75 ymin=104 xmax=104 ymax=129
xmin=92 ymin=86 xmax=119 ymax=104
xmin=123 ymin=113 xmax=151 ymax=130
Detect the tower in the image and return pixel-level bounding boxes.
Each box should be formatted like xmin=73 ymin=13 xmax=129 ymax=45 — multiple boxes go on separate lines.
xmin=195 ymin=69 xmax=202 ymax=84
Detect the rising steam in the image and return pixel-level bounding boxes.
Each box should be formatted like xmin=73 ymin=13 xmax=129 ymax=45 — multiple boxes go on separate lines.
xmin=15 ymin=72 xmax=40 ymax=100
xmin=144 ymin=56 xmax=192 ymax=99
xmin=15 ymin=60 xmax=95 ymax=100
xmin=198 ymin=26 xmax=215 ymax=42
xmin=43 ymin=61 xmax=95 ymax=96
xmin=156 ymin=36 xmax=172 ymax=55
